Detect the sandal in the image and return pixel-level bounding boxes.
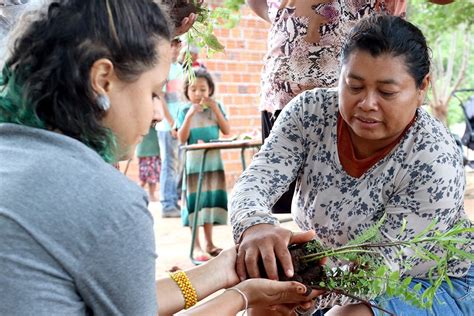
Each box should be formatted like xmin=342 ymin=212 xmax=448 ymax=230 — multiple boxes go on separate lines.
xmin=206 ymin=247 xmax=223 ymax=257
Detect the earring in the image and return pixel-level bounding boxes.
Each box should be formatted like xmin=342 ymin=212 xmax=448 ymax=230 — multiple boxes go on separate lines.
xmin=96 ymin=94 xmax=110 ymax=111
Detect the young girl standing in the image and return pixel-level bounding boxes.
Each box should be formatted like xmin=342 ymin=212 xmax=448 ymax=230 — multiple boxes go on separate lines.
xmin=177 ymin=69 xmax=230 ymax=261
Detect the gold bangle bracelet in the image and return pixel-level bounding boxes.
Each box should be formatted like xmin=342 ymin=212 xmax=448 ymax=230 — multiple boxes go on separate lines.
xmin=169 ymin=271 xmax=198 ymax=309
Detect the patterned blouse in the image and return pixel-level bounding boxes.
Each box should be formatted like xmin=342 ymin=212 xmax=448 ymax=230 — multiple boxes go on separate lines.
xmin=230 ymin=89 xmax=472 ymax=305
xmin=260 ymin=0 xmax=406 ymax=112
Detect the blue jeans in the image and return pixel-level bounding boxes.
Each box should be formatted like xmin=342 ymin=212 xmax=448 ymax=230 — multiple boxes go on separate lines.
xmin=371 ymin=264 xmax=474 ymax=316
xmin=157 ymin=131 xmax=179 ymax=212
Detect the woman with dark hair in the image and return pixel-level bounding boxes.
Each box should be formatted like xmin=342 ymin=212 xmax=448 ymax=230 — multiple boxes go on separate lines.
xmin=0 ymin=1 xmax=322 ymax=315
xmin=230 ymin=15 xmax=473 ymax=316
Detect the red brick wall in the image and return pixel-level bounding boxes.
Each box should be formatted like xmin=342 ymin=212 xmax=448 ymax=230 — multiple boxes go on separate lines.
xmin=123 ymin=4 xmax=269 ymax=190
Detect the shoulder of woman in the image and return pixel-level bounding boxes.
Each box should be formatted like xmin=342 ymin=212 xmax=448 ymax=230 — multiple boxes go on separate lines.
xmin=292 ymin=88 xmax=338 ymax=114
xmin=404 ymin=108 xmax=463 ymax=166
xmin=415 ymin=108 xmax=454 ymax=140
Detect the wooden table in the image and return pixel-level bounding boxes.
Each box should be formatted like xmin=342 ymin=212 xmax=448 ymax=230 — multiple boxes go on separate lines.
xmin=181 ymin=139 xmax=262 ymax=264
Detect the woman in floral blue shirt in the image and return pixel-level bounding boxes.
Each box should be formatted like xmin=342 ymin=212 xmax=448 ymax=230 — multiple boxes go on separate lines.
xmin=230 ymin=15 xmax=472 ymax=316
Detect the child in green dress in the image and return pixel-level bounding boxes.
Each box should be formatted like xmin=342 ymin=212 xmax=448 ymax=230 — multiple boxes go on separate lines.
xmin=177 ymin=69 xmax=231 ymax=261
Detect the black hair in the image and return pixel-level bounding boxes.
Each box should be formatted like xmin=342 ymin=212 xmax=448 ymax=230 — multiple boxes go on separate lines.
xmin=183 ymin=68 xmax=215 ymax=100
xmin=0 ymin=0 xmax=172 ymax=162
xmin=341 ymin=15 xmax=430 ymax=88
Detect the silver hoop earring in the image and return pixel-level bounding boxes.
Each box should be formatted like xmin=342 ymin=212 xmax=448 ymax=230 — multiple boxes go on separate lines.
xmin=96 ymin=94 xmax=110 ymax=111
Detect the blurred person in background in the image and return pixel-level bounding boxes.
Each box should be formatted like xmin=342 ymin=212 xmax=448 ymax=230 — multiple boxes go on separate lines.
xmin=157 ymin=37 xmax=184 ymax=217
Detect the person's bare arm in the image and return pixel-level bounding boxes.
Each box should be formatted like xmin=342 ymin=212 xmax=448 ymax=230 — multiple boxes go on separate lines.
xmin=177 ymin=105 xmax=198 ymax=144
xmin=246 ymin=0 xmax=271 ymax=23
xmin=157 ymin=245 xmax=322 ymax=316
xmin=156 ymin=247 xmax=238 ymax=316
xmin=158 ymin=92 xmax=175 ymax=129
xmin=179 ymin=278 xmax=322 ymax=316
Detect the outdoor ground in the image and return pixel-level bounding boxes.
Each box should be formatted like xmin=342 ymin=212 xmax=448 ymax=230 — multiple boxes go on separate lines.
xmin=150 ymin=170 xmax=474 ymax=279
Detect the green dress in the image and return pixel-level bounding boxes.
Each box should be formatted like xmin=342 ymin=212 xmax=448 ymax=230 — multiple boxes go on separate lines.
xmin=176 ymin=103 xmax=228 ymax=227
xmin=136 ymin=127 xmax=160 ymax=158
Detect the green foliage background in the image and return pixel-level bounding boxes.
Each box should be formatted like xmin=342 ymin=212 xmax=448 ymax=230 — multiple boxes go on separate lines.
xmin=407 ymin=0 xmax=474 ymax=127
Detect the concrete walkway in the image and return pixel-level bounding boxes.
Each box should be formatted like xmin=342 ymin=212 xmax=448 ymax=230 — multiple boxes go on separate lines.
xmin=150 ymin=170 xmax=474 ymax=279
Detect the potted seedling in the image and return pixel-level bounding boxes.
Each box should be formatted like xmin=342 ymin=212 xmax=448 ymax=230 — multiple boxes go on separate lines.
xmin=259 ymin=215 xmax=473 ymax=315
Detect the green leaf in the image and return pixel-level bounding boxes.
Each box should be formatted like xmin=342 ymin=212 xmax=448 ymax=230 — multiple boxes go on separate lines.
xmin=347 ymin=213 xmax=386 ymax=246
xmin=375 ymin=266 xmax=386 ymax=278
xmin=413 ymin=282 xmax=422 ymax=293
xmin=411 ymin=220 xmax=437 ymax=241
xmin=444 ymin=275 xmax=454 ymax=290
xmin=203 ymin=34 xmax=225 ymax=52
xmin=223 ymin=0 xmax=245 ymax=11
xmin=399 ymin=217 xmax=408 ymax=236
xmin=402 ymin=276 xmax=413 ymax=287
xmin=386 ymin=285 xmax=394 ymax=296
xmin=372 ymin=279 xmax=383 ymax=293
xmin=389 ymin=270 xmax=400 ymax=282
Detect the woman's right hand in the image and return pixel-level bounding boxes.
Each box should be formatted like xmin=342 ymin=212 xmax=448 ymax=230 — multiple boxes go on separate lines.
xmin=233 ymin=279 xmax=323 ymax=313
xmin=236 ymin=224 xmax=316 ymax=281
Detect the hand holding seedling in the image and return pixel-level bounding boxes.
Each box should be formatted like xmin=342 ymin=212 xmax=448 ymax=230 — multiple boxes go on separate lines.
xmin=236 ymin=224 xmax=316 ymax=281
xmin=175 ymin=12 xmax=197 ymax=36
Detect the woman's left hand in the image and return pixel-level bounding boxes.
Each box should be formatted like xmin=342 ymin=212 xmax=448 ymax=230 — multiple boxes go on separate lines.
xmin=234 ymin=279 xmax=323 ymax=313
